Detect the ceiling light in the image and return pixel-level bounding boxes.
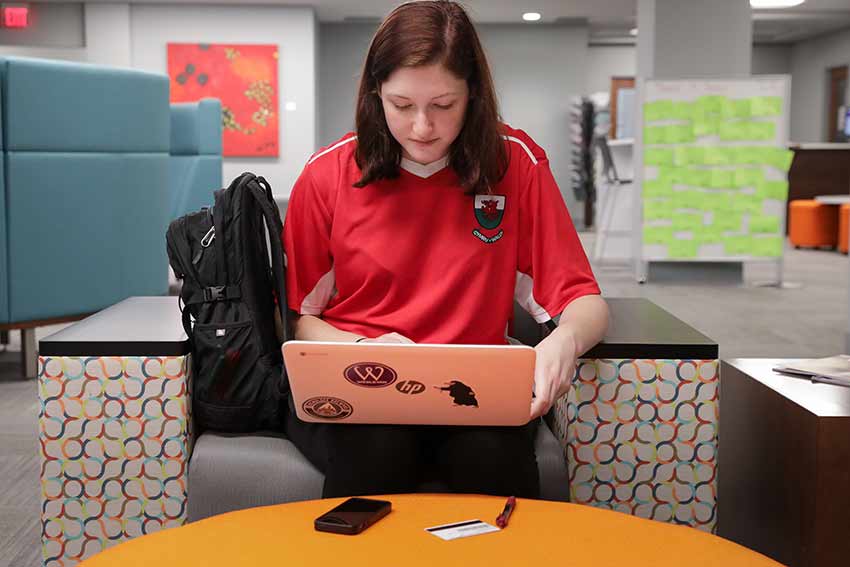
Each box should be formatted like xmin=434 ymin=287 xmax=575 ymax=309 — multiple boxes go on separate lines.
xmin=629 ymin=28 xmax=638 ymax=36
xmin=522 ymin=12 xmax=541 ymax=22
xmin=750 ymin=0 xmax=805 ymax=8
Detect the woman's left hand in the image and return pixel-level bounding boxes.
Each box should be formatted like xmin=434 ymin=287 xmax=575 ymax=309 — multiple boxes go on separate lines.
xmin=529 ymin=326 xmax=578 ymax=420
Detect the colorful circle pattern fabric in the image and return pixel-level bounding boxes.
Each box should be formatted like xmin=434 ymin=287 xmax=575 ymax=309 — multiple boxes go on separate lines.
xmin=550 ymin=358 xmax=718 ymax=532
xmin=39 ymin=356 xmax=191 ymax=566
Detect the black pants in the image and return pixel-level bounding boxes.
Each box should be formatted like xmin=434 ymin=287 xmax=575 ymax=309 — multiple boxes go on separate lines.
xmin=285 ymin=397 xmax=540 ymax=498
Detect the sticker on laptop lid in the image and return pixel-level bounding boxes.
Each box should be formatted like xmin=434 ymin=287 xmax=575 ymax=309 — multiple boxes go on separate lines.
xmin=425 ymin=519 xmax=500 ymax=541
xmin=436 ymin=380 xmax=479 ymax=407
xmin=302 ymin=396 xmax=353 ymax=420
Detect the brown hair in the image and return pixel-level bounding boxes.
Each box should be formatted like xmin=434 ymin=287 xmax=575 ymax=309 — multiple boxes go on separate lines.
xmin=353 ymin=0 xmax=507 ymax=195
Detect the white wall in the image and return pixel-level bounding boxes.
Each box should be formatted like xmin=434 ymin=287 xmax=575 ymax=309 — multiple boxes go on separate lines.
xmin=130 ymin=4 xmax=317 ymax=197
xmin=318 ymin=22 xmax=374 ymax=147
xmin=789 ymin=28 xmax=850 ymax=143
xmin=85 ymin=4 xmax=131 ymax=68
xmin=478 ymin=24 xmax=589 ymax=216
xmin=586 ymin=46 xmax=635 ymax=95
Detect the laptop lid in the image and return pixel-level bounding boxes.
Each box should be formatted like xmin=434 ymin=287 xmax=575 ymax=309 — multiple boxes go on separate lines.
xmin=282 ymin=341 xmax=535 ymax=426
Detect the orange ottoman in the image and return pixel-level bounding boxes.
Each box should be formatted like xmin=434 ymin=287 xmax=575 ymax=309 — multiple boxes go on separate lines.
xmin=840 ymin=203 xmax=850 ymax=254
xmin=789 ymin=200 xmax=838 ymax=249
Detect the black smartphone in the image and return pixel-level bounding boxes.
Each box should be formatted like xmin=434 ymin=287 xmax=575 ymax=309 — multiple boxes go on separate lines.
xmin=314 ymin=497 xmax=392 ymax=535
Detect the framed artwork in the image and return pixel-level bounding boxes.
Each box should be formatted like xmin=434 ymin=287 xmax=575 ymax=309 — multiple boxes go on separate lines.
xmin=168 ymin=43 xmax=279 ymax=157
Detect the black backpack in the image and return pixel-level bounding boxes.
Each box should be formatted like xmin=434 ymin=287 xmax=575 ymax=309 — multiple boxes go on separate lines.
xmin=166 ymin=172 xmax=290 ymax=433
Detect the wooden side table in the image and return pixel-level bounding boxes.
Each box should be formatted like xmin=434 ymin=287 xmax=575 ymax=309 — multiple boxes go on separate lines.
xmin=718 ymin=359 xmax=850 ymax=567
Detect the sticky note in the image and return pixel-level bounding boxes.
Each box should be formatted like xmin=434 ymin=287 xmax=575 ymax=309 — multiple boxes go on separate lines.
xmin=668 ymin=239 xmax=699 ymax=258
xmin=709 ymin=169 xmax=735 ymax=189
xmin=695 ymin=95 xmax=724 ymax=116
xmin=644 ymin=126 xmax=668 ymax=145
xmin=697 ymin=226 xmax=725 ymax=243
xmin=702 ymin=192 xmax=733 ymax=210
xmin=731 ymin=196 xmax=763 ymax=214
xmin=757 ymin=180 xmax=789 ymax=201
xmin=644 ymin=199 xmax=675 ymax=220
xmin=671 ymin=101 xmax=695 ymax=121
xmin=712 ymin=212 xmax=743 ymax=232
xmin=644 ymin=100 xmax=674 ymax=122
xmin=672 ymin=213 xmax=705 ymax=231
xmin=735 ymin=146 xmax=766 ymax=165
xmin=674 ymin=146 xmax=705 ymax=166
xmin=733 ymin=168 xmax=764 ymax=188
xmin=693 ymin=117 xmax=720 ymax=137
xmin=704 ymin=147 xmax=732 ymax=165
xmin=747 ymin=121 xmax=776 ymax=141
xmin=643 ymin=178 xmax=674 ymax=198
xmin=750 ymin=96 xmax=782 ymax=117
xmin=765 ymin=148 xmax=794 ymax=172
xmin=671 ymin=189 xmax=704 ymax=209
xmin=723 ymin=236 xmax=753 ymax=255
xmin=684 ymin=168 xmax=711 ymax=188
xmin=644 ymin=148 xmax=675 ymax=166
xmin=658 ymin=167 xmax=689 ymax=184
xmin=719 ymin=121 xmax=746 ymax=141
xmin=752 ymin=236 xmax=784 ymax=257
xmin=667 ymin=124 xmax=696 ymax=144
xmin=644 ymin=226 xmax=675 ymax=244
xmin=749 ymin=215 xmax=781 ymax=234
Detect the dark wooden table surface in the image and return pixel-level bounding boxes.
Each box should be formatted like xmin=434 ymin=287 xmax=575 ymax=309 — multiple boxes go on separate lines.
xmin=719 ymin=358 xmax=850 ymax=567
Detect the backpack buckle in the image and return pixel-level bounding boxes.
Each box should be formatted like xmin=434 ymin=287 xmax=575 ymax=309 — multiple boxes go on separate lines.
xmin=204 ymin=286 xmax=226 ymax=302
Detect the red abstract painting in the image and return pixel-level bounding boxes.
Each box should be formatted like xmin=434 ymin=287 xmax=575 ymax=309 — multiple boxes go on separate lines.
xmin=168 ymin=43 xmax=279 ymax=157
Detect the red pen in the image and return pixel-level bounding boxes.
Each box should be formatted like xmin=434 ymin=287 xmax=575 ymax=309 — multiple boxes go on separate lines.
xmin=496 ymin=496 xmax=516 ymax=528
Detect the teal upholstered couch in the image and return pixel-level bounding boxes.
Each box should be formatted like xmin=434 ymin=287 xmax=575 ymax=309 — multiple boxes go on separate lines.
xmin=0 ymin=57 xmax=172 ymax=375
xmin=169 ymin=98 xmax=222 ymax=220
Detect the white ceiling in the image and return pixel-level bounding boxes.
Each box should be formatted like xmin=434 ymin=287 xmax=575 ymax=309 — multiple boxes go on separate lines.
xmin=63 ymin=0 xmax=850 ymax=43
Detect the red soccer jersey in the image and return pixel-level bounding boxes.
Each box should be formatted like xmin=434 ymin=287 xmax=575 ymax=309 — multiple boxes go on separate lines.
xmin=282 ymin=125 xmax=600 ymax=345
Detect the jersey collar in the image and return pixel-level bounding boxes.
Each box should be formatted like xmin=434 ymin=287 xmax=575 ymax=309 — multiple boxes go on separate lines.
xmin=400 ymin=156 xmax=449 ymax=179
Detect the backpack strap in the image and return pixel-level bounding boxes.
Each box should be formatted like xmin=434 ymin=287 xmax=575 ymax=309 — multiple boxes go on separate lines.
xmin=250 ymin=176 xmax=290 ymax=343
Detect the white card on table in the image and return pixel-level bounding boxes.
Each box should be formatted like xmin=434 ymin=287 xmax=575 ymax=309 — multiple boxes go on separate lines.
xmin=425 ymin=519 xmax=500 ymax=541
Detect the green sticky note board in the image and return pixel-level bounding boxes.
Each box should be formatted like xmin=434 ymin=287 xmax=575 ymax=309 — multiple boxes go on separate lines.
xmin=644 ymin=199 xmax=675 ymax=220
xmin=709 ymin=169 xmax=735 ymax=189
xmin=733 ymin=168 xmax=764 ymax=188
xmin=644 ymin=226 xmax=675 ymax=244
xmin=712 ymin=212 xmax=743 ymax=232
xmin=644 ymin=148 xmax=674 ymax=166
xmin=749 ymin=215 xmax=781 ymax=234
xmin=750 ymin=96 xmax=782 ymax=117
xmin=672 ymin=212 xmax=704 ymax=231
xmin=668 ymin=239 xmax=699 ymax=258
xmin=644 ymin=100 xmax=674 ymax=122
xmin=643 ymin=178 xmax=674 ymax=198
xmin=757 ymin=180 xmax=789 ymax=201
xmin=752 ymin=236 xmax=784 ymax=257
xmin=723 ymin=236 xmax=752 ymax=255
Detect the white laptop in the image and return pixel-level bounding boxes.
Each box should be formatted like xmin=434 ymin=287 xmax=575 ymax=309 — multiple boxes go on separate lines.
xmin=282 ymin=341 xmax=535 ymax=426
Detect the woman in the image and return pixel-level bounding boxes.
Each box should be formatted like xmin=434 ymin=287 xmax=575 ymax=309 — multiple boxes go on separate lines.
xmin=282 ymin=0 xmax=608 ymax=498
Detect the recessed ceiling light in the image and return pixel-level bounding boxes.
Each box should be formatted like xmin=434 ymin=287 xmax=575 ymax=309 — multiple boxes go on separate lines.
xmin=629 ymin=28 xmax=638 ymax=36
xmin=522 ymin=12 xmax=542 ymax=22
xmin=750 ymin=0 xmax=805 ymax=8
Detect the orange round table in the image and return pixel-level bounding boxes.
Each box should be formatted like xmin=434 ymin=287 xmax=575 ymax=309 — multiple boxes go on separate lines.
xmin=79 ymin=495 xmax=781 ymax=567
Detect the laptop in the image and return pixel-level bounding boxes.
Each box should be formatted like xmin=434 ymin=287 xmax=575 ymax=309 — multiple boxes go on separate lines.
xmin=282 ymin=341 xmax=535 ymax=426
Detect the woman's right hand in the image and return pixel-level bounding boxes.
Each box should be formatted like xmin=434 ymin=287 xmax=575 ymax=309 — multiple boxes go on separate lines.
xmin=361 ymin=332 xmax=415 ymax=344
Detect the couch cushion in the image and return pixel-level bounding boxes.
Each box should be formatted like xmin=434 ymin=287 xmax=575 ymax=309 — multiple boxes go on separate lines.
xmin=169 ymin=155 xmax=221 ymax=220
xmin=0 ymin=157 xmax=7 ymax=323
xmin=0 ymin=57 xmax=169 ymax=153
xmin=188 ymin=424 xmax=569 ymax=522
xmin=170 ymin=99 xmax=222 ymax=156
xmin=6 ymin=152 xmax=168 ymax=322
